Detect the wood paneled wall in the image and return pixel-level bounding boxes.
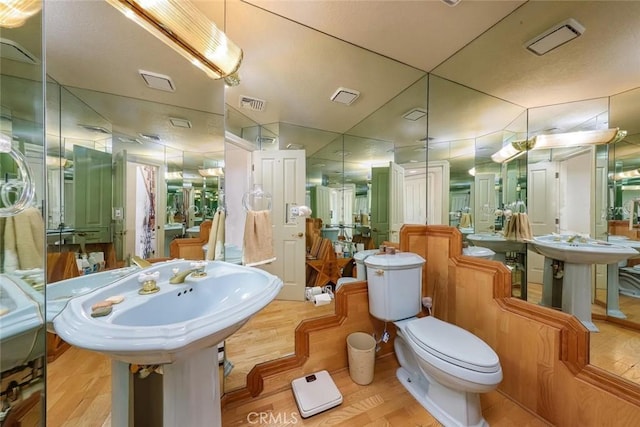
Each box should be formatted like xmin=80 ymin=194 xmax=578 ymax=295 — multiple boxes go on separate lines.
xmin=223 ymin=280 xmax=395 ymax=404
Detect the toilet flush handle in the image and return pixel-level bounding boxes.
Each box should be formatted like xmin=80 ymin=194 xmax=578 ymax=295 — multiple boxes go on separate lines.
xmin=375 ymin=269 xmax=384 ymax=276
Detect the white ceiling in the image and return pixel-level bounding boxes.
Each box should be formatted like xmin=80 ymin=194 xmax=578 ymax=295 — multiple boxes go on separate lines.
xmin=3 ymin=0 xmax=640 ymax=179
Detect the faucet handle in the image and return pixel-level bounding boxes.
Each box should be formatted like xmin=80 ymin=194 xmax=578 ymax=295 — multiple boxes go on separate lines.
xmin=190 ymin=261 xmax=207 ymax=278
xmin=138 ymin=271 xmax=160 ymax=295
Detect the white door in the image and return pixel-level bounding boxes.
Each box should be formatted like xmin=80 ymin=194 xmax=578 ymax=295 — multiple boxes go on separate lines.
xmin=527 ymin=160 xmax=558 ymax=284
xmin=253 ymin=150 xmax=306 ymax=301
xmin=474 ymin=172 xmax=496 ymax=233
xmin=389 ymin=162 xmax=405 ymax=242
xmin=426 ymin=161 xmax=450 ymax=225
xmin=405 ymin=172 xmax=426 ymax=225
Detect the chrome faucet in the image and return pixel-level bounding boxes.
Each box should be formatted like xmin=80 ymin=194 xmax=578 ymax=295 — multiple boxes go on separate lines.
xmin=169 ymin=262 xmax=207 ymax=284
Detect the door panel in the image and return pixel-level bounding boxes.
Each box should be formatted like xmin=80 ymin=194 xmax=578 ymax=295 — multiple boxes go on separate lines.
xmin=253 ymin=150 xmax=306 ymax=301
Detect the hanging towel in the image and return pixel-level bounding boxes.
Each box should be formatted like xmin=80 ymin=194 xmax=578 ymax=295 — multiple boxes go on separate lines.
xmin=459 ymin=213 xmax=472 ymax=228
xmin=3 ymin=207 xmax=44 ymax=273
xmin=205 ymin=210 xmax=226 ymax=261
xmin=205 ymin=211 xmax=221 ymax=261
xmin=242 ymin=209 xmax=276 ymax=267
xmin=215 ymin=210 xmax=225 ymax=260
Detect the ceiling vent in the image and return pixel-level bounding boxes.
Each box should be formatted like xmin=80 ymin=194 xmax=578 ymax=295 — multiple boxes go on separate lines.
xmin=169 ymin=117 xmax=192 ymax=129
xmin=286 ymin=143 xmax=304 ymax=150
xmin=256 ymin=136 xmax=277 ymax=145
xmin=240 ymin=95 xmax=266 ymax=112
xmin=138 ymin=133 xmax=161 ymax=141
xmin=139 ymin=70 xmax=176 ymax=92
xmin=330 ymin=87 xmax=360 ymax=105
xmin=78 ymin=124 xmax=111 ymax=134
xmin=440 ymin=0 xmax=462 ymax=6
xmin=0 ymin=38 xmax=39 ymax=64
xmin=117 ymin=136 xmax=142 ymax=144
xmin=525 ymin=18 xmax=585 ymax=56
xmin=403 ymin=108 xmax=427 ymax=121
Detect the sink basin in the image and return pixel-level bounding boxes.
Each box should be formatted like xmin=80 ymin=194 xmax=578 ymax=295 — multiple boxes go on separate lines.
xmin=528 ymin=234 xmax=638 ymax=264
xmin=46 ymin=265 xmax=139 ymax=331
xmin=53 ymin=259 xmax=283 ymax=365
xmin=466 ymin=233 xmax=527 ymax=253
xmin=1 ymin=274 xmax=45 ymax=372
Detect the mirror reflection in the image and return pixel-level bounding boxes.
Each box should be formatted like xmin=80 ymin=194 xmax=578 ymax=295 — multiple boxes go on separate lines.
xmin=0 ymin=5 xmax=46 ymax=425
xmin=2 ymin=1 xmax=640 ymax=424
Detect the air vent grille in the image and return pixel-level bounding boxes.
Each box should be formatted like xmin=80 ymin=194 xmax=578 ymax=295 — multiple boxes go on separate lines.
xmin=240 ymin=95 xmax=266 ymax=112
xmin=139 ymin=69 xmax=175 ymax=92
xmin=330 ymin=87 xmax=360 ymax=105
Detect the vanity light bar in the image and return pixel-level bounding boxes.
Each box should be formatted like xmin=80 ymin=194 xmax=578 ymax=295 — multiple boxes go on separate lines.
xmin=531 ymin=128 xmax=626 ymax=150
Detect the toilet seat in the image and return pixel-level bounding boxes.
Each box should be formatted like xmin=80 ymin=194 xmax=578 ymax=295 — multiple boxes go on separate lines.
xmin=404 ymin=316 xmax=500 ymax=374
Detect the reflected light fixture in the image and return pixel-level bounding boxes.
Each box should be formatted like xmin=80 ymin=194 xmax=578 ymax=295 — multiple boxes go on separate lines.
xmin=0 ymin=0 xmax=41 ymax=28
xmin=198 ymin=167 xmax=224 ymax=177
xmin=491 ymin=128 xmax=626 ymax=163
xmin=490 ymin=140 xmax=531 ymax=163
xmin=106 ymin=0 xmax=243 ymax=81
xmin=614 ymin=169 xmax=640 ymax=181
xmin=531 ymin=128 xmax=627 ymax=150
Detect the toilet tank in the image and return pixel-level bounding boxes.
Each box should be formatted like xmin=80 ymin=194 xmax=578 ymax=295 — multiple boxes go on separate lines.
xmin=353 ymin=249 xmax=380 ymax=280
xmin=365 ymin=252 xmax=426 ymax=321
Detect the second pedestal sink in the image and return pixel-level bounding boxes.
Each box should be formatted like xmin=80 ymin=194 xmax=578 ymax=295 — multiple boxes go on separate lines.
xmin=53 ymin=259 xmax=283 ymax=427
xmin=466 ymin=233 xmax=527 ymax=255
xmin=528 ymin=234 xmax=638 ymax=331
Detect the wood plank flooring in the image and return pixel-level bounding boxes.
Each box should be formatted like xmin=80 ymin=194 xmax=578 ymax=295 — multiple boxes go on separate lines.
xmin=225 ymin=299 xmax=335 ymax=391
xmin=46 ymin=287 xmax=640 ymax=426
xmin=47 ymin=347 xmax=548 ymax=426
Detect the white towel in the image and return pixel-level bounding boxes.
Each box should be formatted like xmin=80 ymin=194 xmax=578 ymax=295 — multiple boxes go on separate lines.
xmin=3 ymin=207 xmax=44 ymax=272
xmin=242 ymin=210 xmax=276 ymax=267
xmin=205 ymin=210 xmax=226 ymax=261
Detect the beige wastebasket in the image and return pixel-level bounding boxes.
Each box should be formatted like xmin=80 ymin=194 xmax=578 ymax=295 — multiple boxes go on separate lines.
xmin=347 ymin=332 xmax=376 ymax=385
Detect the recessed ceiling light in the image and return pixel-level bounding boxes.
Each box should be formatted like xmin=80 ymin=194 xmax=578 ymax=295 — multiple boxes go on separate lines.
xmin=403 ymin=108 xmax=427 ymax=121
xmin=525 ymin=18 xmax=585 ymax=56
xmin=169 ymin=117 xmax=192 ymax=128
xmin=330 ymin=87 xmax=360 ymax=105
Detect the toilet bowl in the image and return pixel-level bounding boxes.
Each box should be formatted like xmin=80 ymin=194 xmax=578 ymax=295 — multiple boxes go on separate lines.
xmin=364 ymin=252 xmax=502 ymax=427
xmin=463 ymin=246 xmax=495 ymax=260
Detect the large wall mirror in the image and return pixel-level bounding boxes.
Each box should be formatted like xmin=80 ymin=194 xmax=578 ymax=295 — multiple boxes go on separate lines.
xmin=0 ymin=3 xmax=45 ymax=424
xmin=2 ymin=0 xmax=640 ymax=424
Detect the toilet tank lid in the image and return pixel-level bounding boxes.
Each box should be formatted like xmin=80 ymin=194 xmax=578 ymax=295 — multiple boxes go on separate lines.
xmin=364 ymin=252 xmax=425 ymax=268
xmin=353 ymin=249 xmax=380 ymax=262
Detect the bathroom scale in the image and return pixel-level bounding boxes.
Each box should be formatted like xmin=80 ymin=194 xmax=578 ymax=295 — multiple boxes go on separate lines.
xmin=291 ymin=370 xmax=343 ymax=418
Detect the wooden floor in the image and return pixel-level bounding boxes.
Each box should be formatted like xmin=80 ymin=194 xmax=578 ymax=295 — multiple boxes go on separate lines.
xmin=225 ymin=298 xmax=335 ymax=391
xmin=45 ymin=287 xmax=640 ymax=426
xmin=47 ymin=346 xmax=548 ymax=426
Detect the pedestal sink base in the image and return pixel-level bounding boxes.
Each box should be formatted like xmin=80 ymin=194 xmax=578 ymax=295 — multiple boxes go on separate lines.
xmin=561 ymin=263 xmax=598 ymax=332
xmin=111 ymin=346 xmax=222 ymax=427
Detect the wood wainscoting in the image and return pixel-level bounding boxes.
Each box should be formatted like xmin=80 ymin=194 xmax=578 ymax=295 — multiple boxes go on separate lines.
xmin=223 ymin=224 xmax=640 ymax=425
xmin=223 ymin=280 xmax=396 ymax=404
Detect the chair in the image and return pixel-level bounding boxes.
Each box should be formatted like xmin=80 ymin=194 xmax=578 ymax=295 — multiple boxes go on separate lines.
xmin=169 ymin=220 xmax=213 ymax=260
xmin=306 ymin=238 xmax=339 ymax=287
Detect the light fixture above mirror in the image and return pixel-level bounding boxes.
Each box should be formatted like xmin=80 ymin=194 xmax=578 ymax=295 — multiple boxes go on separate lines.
xmin=492 ymin=128 xmax=627 ymax=163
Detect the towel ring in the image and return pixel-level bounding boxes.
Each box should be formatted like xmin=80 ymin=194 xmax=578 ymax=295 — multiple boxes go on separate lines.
xmin=0 ymin=134 xmax=35 ymax=218
xmin=242 ymin=184 xmax=272 ymax=212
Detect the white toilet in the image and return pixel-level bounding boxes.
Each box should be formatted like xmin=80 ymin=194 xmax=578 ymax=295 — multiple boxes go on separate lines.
xmin=365 ymin=252 xmax=502 ymax=427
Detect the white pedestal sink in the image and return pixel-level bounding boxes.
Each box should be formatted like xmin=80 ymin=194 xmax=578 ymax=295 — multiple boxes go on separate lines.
xmin=466 ymin=233 xmax=527 ymax=262
xmin=528 ymin=235 xmax=638 ymax=331
xmin=604 ymin=236 xmax=640 ymax=319
xmin=53 ymin=260 xmax=283 ymax=427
